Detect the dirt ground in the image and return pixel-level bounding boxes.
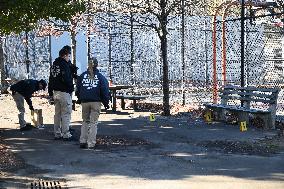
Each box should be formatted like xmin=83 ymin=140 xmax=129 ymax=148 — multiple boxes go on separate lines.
xmin=0 ymin=94 xmax=284 ymax=189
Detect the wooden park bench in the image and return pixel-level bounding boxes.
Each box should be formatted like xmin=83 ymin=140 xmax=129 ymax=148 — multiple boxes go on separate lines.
xmin=204 ymin=85 xmax=280 ymax=129
xmin=116 ymin=95 xmax=147 ymax=111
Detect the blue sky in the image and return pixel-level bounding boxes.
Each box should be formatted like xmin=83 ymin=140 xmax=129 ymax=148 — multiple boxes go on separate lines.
xmin=51 ymin=31 xmax=87 ymax=74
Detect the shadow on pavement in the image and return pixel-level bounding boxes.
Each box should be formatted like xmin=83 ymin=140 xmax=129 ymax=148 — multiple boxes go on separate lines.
xmin=1 ymin=115 xmax=284 ymax=188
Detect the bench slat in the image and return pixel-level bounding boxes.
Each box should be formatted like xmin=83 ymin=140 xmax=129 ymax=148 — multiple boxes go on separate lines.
xmin=222 ymin=91 xmax=277 ymax=99
xmin=116 ymin=95 xmax=147 ymax=100
xmin=205 ymin=103 xmax=271 ymax=114
xmin=219 ymin=94 xmax=276 ymax=103
xmin=224 ymin=85 xmax=280 ymax=93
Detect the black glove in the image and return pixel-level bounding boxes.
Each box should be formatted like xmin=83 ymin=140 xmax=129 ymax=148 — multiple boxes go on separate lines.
xmin=104 ymin=104 xmax=110 ymax=110
xmin=49 ymin=96 xmax=54 ymax=105
xmin=70 ymin=64 xmax=79 ymax=79
xmin=70 ymin=64 xmax=79 ymax=72
xmin=76 ymin=100 xmax=81 ymax=104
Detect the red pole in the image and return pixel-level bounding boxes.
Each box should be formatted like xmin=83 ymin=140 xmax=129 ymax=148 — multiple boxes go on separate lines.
xmin=212 ymin=15 xmax=218 ymax=104
xmin=221 ymin=12 xmax=227 ymax=86
xmin=212 ymin=1 xmax=232 ymax=104
xmin=221 ymin=1 xmax=252 ymax=87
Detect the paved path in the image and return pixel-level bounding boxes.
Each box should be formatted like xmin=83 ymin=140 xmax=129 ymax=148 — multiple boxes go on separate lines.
xmin=0 ymin=97 xmax=284 ymax=189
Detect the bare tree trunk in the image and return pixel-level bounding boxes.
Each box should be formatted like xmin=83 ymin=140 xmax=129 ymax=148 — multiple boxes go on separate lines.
xmin=0 ymin=37 xmax=8 ymax=93
xmin=130 ymin=10 xmax=134 ymax=85
xmin=25 ymin=31 xmax=30 ymax=77
xmin=0 ymin=38 xmax=6 ymax=92
xmin=181 ymin=0 xmax=185 ymax=106
xmin=49 ymin=35 xmax=52 ymax=66
xmin=160 ymin=0 xmax=170 ymax=116
xmin=71 ymin=30 xmax=77 ymax=66
xmin=161 ymin=33 xmax=170 ymax=116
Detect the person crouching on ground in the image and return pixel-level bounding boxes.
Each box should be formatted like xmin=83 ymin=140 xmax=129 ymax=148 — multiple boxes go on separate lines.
xmin=48 ymin=47 xmax=74 ymax=141
xmin=76 ymin=57 xmax=110 ymax=149
xmin=10 ymin=79 xmax=47 ymax=131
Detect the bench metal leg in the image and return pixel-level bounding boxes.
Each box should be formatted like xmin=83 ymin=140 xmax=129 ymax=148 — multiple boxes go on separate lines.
xmin=271 ymin=108 xmax=277 ymax=129
xmin=213 ymin=109 xmax=225 ymax=121
xmin=121 ymin=99 xmax=125 ymax=110
xmin=220 ymin=109 xmax=227 ymax=121
xmin=133 ymin=100 xmax=137 ymax=111
xmin=271 ymin=113 xmax=276 ymax=130
xmin=207 ymin=108 xmax=224 ymax=121
xmin=112 ymin=90 xmax=116 ymax=112
xmin=261 ymin=114 xmax=272 ymax=130
xmin=254 ymin=113 xmax=273 ymax=130
xmin=263 ymin=114 xmax=270 ymax=130
xmin=237 ymin=111 xmax=249 ymax=127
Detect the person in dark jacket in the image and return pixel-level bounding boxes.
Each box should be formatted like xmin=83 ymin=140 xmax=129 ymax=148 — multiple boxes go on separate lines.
xmin=48 ymin=47 xmax=74 ymax=140
xmin=10 ymin=79 xmax=47 ymax=131
xmin=62 ymin=45 xmax=78 ymax=79
xmin=76 ymin=57 xmax=110 ymax=149
xmin=60 ymin=45 xmax=78 ymax=133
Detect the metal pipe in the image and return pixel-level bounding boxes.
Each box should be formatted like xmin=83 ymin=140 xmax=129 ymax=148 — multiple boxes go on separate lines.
xmin=221 ymin=1 xmax=239 ymax=86
xmin=241 ymin=0 xmax=245 ymax=87
xmin=108 ymin=0 xmax=112 ymax=82
xmin=181 ymin=0 xmax=185 ymax=106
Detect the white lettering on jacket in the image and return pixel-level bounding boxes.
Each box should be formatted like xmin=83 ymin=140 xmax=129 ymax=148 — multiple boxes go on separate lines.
xmin=82 ymin=73 xmax=99 ymax=89
xmin=51 ymin=65 xmax=60 ymax=77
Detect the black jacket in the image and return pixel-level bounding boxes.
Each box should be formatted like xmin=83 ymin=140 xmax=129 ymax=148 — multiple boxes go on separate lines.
xmin=10 ymin=79 xmax=40 ymax=110
xmin=68 ymin=61 xmax=78 ymax=79
xmin=48 ymin=57 xmax=74 ymax=96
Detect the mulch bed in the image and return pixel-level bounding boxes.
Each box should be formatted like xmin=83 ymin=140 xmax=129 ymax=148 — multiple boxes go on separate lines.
xmin=96 ymin=135 xmax=151 ymax=148
xmin=0 ymin=137 xmax=25 ymax=172
xmin=198 ymin=137 xmax=281 ymax=156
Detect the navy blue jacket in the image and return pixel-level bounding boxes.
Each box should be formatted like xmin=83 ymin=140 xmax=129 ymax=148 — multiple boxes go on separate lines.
xmin=10 ymin=79 xmax=40 ymax=110
xmin=48 ymin=57 xmax=74 ymax=96
xmin=76 ymin=69 xmax=110 ymax=106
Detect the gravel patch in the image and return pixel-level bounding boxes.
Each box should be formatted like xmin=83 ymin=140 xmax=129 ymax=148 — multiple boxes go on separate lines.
xmin=198 ymin=136 xmax=283 ymax=156
xmin=0 ymin=137 xmax=25 ymax=172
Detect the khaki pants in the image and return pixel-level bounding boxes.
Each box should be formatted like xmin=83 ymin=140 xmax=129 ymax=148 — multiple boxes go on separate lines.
xmin=80 ymin=102 xmax=101 ymax=148
xmin=53 ymin=91 xmax=72 ymax=138
xmin=12 ymin=93 xmax=26 ymax=128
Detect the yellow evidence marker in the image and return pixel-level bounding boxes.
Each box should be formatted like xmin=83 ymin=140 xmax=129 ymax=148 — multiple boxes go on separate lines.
xmin=204 ymin=111 xmax=212 ymax=123
xmin=240 ymin=121 xmax=247 ymax=132
xmin=149 ymin=114 xmax=156 ymax=121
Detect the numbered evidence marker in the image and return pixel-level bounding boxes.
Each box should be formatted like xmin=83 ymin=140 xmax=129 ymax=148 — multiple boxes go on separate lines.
xmin=240 ymin=121 xmax=247 ymax=132
xmin=149 ymin=114 xmax=156 ymax=121
xmin=204 ymin=111 xmax=212 ymax=123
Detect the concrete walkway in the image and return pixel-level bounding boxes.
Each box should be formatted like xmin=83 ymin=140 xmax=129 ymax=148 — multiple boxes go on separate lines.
xmin=0 ymin=97 xmax=284 ymax=189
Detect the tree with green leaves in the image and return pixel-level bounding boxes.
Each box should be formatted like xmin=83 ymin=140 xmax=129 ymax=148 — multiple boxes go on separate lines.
xmin=0 ymin=0 xmax=85 ymax=92
xmin=0 ymin=0 xmax=85 ymax=35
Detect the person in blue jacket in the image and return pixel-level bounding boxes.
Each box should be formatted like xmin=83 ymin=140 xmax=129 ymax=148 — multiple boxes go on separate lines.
xmin=48 ymin=47 xmax=74 ymax=141
xmin=10 ymin=79 xmax=47 ymax=131
xmin=76 ymin=57 xmax=110 ymax=149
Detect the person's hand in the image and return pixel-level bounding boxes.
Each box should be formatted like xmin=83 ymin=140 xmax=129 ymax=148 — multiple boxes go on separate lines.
xmin=48 ymin=96 xmax=54 ymax=105
xmin=104 ymin=104 xmax=110 ymax=110
xmin=76 ymin=100 xmax=81 ymax=104
xmin=70 ymin=64 xmax=79 ymax=72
